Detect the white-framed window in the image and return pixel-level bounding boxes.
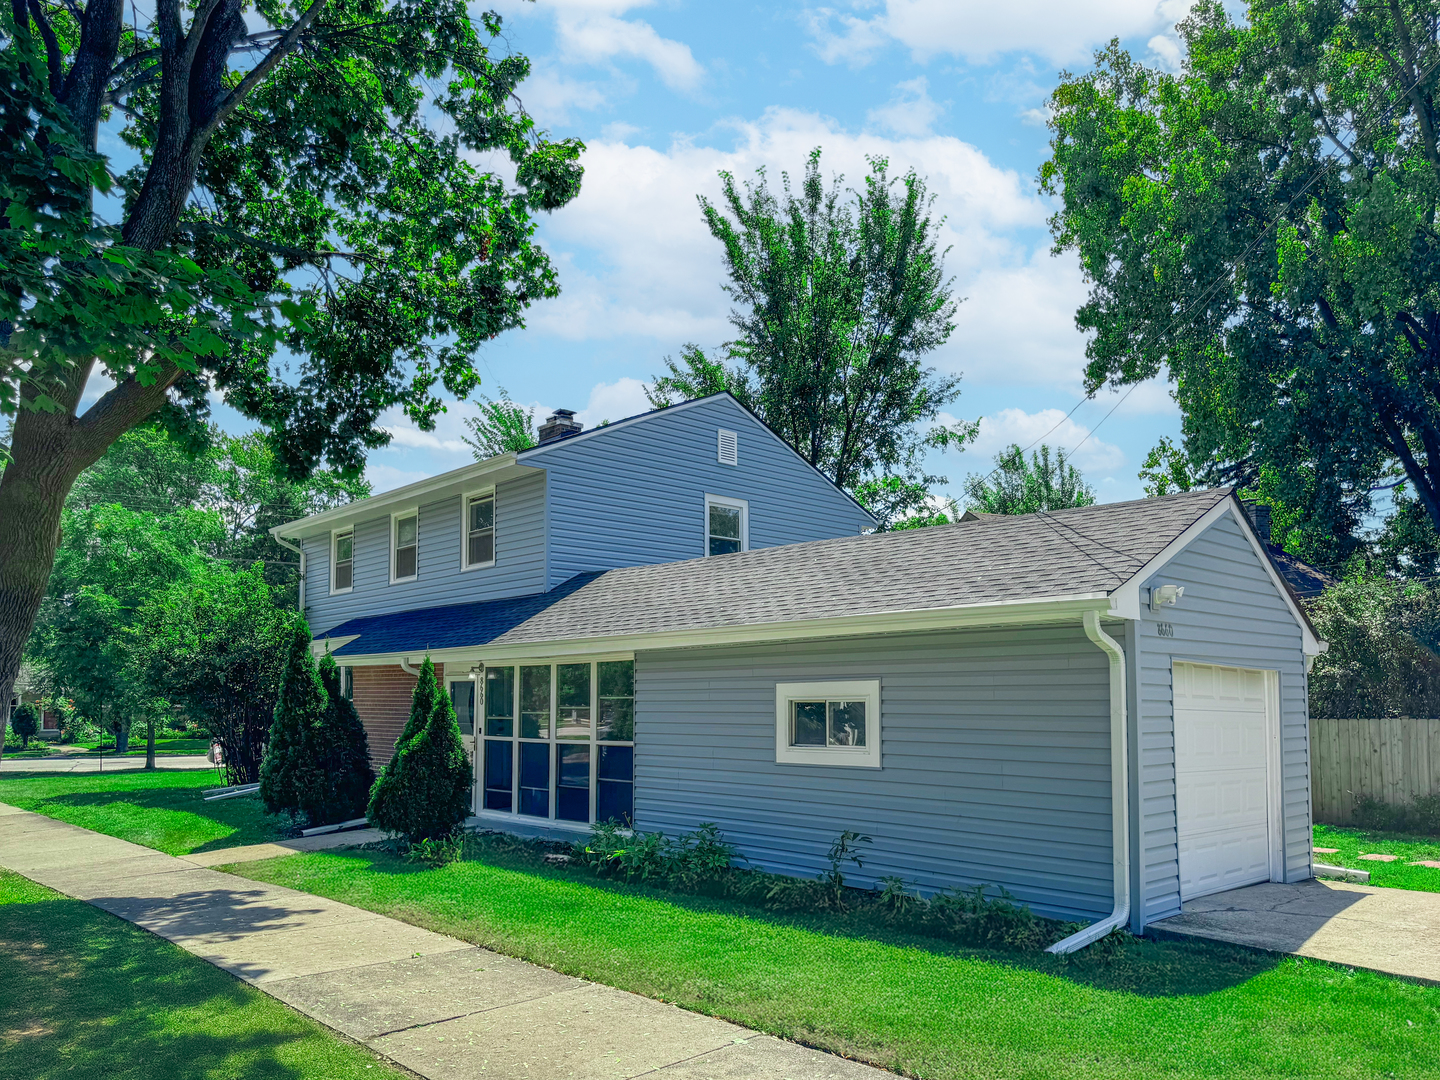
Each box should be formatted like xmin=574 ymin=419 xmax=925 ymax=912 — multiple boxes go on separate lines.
xmin=331 ymin=529 xmax=354 ymax=594
xmin=704 ymin=494 xmax=748 ymax=556
xmin=479 ymin=657 xmax=635 ymax=826
xmin=339 ymin=665 xmax=354 ymax=700
xmin=461 ymin=489 xmax=496 ymax=570
xmin=774 ymin=680 xmax=881 ymax=768
xmin=717 ymin=428 xmax=738 ymax=466
xmin=391 ymin=510 xmax=419 ymax=583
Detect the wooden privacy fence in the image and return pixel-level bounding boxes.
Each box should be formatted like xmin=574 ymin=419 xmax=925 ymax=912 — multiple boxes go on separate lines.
xmin=1311 ymin=717 xmax=1440 ymax=825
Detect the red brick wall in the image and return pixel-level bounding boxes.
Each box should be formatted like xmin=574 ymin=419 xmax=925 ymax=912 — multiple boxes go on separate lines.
xmin=352 ymin=663 xmax=444 ymax=768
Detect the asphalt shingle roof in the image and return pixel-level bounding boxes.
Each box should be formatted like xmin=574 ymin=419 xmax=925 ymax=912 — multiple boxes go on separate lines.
xmin=321 ymin=488 xmax=1235 ymax=657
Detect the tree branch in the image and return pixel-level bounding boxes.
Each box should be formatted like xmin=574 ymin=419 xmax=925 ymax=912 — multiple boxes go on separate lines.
xmin=27 ymin=0 xmax=64 ymax=95
xmin=72 ymin=362 xmax=185 ymax=468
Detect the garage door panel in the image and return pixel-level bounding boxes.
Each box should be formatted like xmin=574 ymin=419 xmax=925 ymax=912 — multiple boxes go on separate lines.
xmin=1174 ymin=662 xmax=1272 ymax=902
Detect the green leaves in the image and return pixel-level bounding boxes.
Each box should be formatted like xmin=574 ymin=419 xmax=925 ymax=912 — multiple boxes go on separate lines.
xmin=964 ymin=444 xmax=1096 ymax=516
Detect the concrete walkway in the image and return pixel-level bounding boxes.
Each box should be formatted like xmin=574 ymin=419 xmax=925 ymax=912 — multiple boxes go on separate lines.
xmin=0 ymin=753 xmax=215 ymax=772
xmin=0 ymin=804 xmax=886 ymax=1079
xmin=1151 ymin=878 xmax=1440 ymax=983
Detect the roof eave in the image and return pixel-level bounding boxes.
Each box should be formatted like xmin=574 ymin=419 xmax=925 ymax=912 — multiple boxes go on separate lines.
xmin=326 ymin=591 xmax=1115 ymax=664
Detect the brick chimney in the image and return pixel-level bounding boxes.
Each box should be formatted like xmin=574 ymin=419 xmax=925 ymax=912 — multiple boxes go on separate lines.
xmin=537 ymin=409 xmax=582 ymax=445
xmin=1242 ymin=500 xmax=1272 ymax=544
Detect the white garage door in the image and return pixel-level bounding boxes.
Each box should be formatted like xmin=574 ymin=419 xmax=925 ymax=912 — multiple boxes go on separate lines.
xmin=1173 ymin=662 xmax=1273 ymax=901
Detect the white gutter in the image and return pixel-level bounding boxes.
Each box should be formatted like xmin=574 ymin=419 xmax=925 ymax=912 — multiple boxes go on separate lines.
xmin=398 ymin=657 xmax=422 ymax=676
xmin=1047 ymin=609 xmax=1131 ymax=954
xmin=273 ymin=535 xmax=305 ymax=614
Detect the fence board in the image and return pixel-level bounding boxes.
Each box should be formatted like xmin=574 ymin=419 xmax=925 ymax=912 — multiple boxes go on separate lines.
xmin=1311 ymin=718 xmax=1440 ymax=825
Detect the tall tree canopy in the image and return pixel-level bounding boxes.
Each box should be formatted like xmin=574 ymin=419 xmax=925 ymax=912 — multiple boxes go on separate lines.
xmin=964 ymin=444 xmax=1097 ymax=515
xmin=648 ymin=151 xmax=975 ymax=525
xmin=0 ymin=0 xmax=583 ymax=738
xmin=1043 ymin=0 xmax=1440 ymax=568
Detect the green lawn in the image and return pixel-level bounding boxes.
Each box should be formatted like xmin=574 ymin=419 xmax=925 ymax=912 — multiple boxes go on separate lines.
xmin=1315 ymin=822 xmax=1440 ymax=893
xmin=0 ymin=867 xmax=407 ymax=1080
xmin=230 ymin=844 xmax=1440 ymax=1080
xmin=3 ymin=737 xmax=212 ymax=758
xmin=0 ymin=769 xmax=286 ymax=855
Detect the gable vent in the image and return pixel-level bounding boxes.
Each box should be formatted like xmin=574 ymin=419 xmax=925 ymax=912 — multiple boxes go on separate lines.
xmin=717 ymin=428 xmax=738 ymax=466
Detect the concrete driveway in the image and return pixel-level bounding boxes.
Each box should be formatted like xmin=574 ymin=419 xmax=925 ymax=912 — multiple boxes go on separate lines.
xmin=1151 ymin=879 xmax=1440 ymax=983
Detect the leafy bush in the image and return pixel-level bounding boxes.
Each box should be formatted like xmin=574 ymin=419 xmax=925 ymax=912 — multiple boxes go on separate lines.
xmin=924 ymin=883 xmax=1049 ymax=950
xmin=405 ymin=831 xmax=464 ymax=867
xmin=368 ymin=657 xmax=471 ymax=844
xmin=578 ymin=820 xmax=738 ymax=889
xmin=1353 ymin=793 xmax=1440 ymax=836
xmin=8 ymin=703 xmax=40 ymax=748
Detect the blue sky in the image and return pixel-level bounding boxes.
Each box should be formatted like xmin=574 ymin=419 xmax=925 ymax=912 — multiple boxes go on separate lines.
xmin=101 ymin=0 xmax=1202 ymax=504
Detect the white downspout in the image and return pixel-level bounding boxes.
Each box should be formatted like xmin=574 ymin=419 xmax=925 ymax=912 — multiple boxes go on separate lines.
xmin=274 ymin=535 xmax=305 ymax=614
xmin=1047 ymin=609 xmax=1132 ymax=954
xmin=399 ymin=658 xmax=422 ymax=676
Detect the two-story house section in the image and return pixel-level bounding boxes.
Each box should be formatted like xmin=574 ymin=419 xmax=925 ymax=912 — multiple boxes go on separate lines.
xmin=270 ymin=392 xmax=876 ymax=822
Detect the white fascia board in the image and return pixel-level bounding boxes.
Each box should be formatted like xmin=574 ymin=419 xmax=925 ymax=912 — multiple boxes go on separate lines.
xmin=330 ymin=593 xmax=1113 ymax=667
xmin=271 ymin=454 xmax=541 ymax=541
xmin=1110 ymin=498 xmax=1324 ymax=655
xmin=310 ymin=634 xmax=360 ymax=659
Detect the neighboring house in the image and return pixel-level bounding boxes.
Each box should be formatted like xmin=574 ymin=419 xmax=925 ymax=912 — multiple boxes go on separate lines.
xmin=4 ymin=692 xmax=60 ymax=741
xmin=274 ymin=396 xmax=1323 ymax=941
xmin=1240 ymin=501 xmax=1338 ymax=600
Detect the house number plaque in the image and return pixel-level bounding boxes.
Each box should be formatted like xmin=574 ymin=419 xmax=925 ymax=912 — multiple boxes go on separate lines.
xmin=1156 ymin=622 xmax=1175 ymax=638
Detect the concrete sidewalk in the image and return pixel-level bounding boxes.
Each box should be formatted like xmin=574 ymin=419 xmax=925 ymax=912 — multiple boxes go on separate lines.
xmin=0 ymin=804 xmax=886 ymax=1079
xmin=1151 ymin=878 xmax=1440 ymax=983
xmin=0 ymin=753 xmax=215 ymax=772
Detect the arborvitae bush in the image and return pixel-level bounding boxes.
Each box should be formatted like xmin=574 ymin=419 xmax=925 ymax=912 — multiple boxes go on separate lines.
xmin=310 ymin=653 xmax=376 ymax=825
xmin=259 ymin=624 xmax=325 ymax=818
xmin=367 ymin=656 xmax=471 ymax=844
xmin=9 ymin=703 xmax=40 ymax=748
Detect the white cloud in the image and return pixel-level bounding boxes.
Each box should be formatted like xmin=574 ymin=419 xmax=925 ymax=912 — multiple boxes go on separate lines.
xmin=365 ymin=463 xmax=433 ymax=493
xmin=518 ymin=66 xmax=610 ymax=125
xmin=530 ymin=106 xmax=1047 ymax=349
xmin=538 ymin=0 xmax=703 ymax=92
xmin=866 ymin=77 xmax=944 ymax=136
xmin=1146 ymin=33 xmax=1183 ymax=71
xmin=807 ymin=0 xmax=1188 ymax=67
xmin=962 ymin=406 xmax=1126 ymax=474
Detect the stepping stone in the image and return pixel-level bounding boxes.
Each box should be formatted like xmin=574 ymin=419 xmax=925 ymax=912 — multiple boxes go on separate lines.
xmin=1409 ymin=860 xmax=1440 ymax=869
xmin=1313 ymin=848 xmax=1340 ymax=854
xmin=1357 ymin=853 xmax=1399 ymax=862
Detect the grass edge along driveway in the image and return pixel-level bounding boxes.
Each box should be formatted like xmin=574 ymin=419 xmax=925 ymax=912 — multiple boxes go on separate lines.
xmin=0 ymin=867 xmax=407 ymax=1080
xmin=232 ymin=846 xmax=1440 ymax=1080
xmin=1315 ymin=822 xmax=1440 ymax=893
xmin=0 ymin=769 xmax=284 ymax=856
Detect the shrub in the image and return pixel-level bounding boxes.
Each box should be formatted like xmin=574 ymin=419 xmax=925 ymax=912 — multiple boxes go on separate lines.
xmin=925 ymin=883 xmax=1048 ymax=950
xmin=311 ymin=653 xmax=376 ymax=826
xmin=577 ymin=821 xmax=737 ymax=889
xmin=9 ymin=704 xmax=40 ymax=748
xmin=405 ymin=832 xmax=464 ymax=867
xmin=259 ymin=624 xmax=326 ymax=820
xmin=368 ymin=656 xmax=471 ymax=844
xmin=1353 ymin=793 xmax=1440 ymax=836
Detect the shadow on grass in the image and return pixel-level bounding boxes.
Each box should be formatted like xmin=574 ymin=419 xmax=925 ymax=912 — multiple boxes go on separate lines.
xmin=11 ymin=785 xmax=286 ymax=854
xmin=0 ymin=897 xmax=318 ymax=1080
xmin=291 ymin=845 xmax=1285 ymax=999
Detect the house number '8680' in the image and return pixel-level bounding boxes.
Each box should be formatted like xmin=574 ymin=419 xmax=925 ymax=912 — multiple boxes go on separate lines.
xmin=1156 ymin=622 xmax=1175 ymax=638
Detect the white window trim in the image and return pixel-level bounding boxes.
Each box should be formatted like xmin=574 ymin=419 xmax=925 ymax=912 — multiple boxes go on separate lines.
xmin=330 ymin=528 xmax=354 ymax=595
xmin=390 ymin=508 xmax=420 ymax=585
xmin=775 ymin=679 xmax=881 ymax=768
xmin=459 ymin=486 xmax=497 ymax=572
xmin=704 ymin=493 xmax=749 ymax=556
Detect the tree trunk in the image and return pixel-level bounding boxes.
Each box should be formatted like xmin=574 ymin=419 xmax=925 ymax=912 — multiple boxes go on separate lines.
xmin=145 ymin=713 xmax=156 ymax=770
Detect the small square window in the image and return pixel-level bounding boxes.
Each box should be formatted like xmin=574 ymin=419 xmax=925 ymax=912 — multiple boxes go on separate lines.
xmin=775 ymin=681 xmax=881 ymax=768
xmin=704 ymin=495 xmax=748 ymax=557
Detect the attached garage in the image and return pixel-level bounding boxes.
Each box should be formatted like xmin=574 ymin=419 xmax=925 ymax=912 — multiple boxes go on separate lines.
xmin=1173 ymin=661 xmax=1279 ymax=901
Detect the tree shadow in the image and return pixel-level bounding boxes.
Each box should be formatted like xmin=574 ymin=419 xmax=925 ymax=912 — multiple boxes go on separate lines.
xmin=0 ymin=896 xmax=361 ymax=1080
xmin=16 ymin=785 xmax=285 ymax=854
xmin=267 ymin=846 xmax=1290 ymax=999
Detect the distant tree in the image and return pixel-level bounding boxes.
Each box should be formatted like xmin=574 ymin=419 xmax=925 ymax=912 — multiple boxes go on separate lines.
xmin=852 ymin=475 xmax=958 ymax=531
xmin=313 ymin=653 xmax=376 ymax=825
xmin=652 ymin=150 xmax=975 ymax=521
xmin=9 ymin=703 xmax=39 ymax=749
xmin=1139 ymin=437 xmax=1196 ymax=498
xmin=965 ymin=445 xmax=1096 ymax=515
xmin=260 ymin=625 xmax=327 ymax=820
xmin=128 ymin=563 xmax=293 ymax=784
xmin=462 ymin=389 xmax=538 ymax=459
xmin=368 ymin=657 xmax=470 ymax=844
xmin=1308 ymin=571 xmax=1440 ymax=719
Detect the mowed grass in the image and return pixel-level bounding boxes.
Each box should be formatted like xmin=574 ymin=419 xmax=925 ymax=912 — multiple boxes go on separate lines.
xmin=3 ymin=737 xmax=212 ymax=759
xmin=0 ymin=769 xmax=285 ymax=855
xmin=0 ymin=868 xmax=407 ymax=1080
xmin=1315 ymin=823 xmax=1440 ymax=893
xmin=232 ymin=845 xmax=1440 ymax=1080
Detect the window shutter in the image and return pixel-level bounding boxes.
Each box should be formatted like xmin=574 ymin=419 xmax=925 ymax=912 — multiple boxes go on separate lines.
xmin=717 ymin=428 xmax=738 ymax=466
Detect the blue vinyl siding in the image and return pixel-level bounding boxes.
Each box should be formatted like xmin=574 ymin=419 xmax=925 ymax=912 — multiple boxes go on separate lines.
xmin=1130 ymin=513 xmax=1311 ymax=930
xmin=527 ymin=396 xmax=873 ymax=588
xmin=633 ymin=625 xmax=1115 ymax=922
xmin=304 ymin=470 xmax=547 ymax=635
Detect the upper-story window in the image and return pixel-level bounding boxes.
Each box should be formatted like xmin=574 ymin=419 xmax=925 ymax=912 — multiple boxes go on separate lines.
xmin=331 ymin=529 xmax=354 ymax=594
xmin=392 ymin=511 xmax=419 ymax=583
xmin=705 ymin=494 xmax=748 ymax=556
xmin=463 ymin=490 xmax=495 ymax=570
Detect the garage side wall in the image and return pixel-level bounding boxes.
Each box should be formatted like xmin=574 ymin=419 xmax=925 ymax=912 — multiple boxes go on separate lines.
xmin=634 ymin=625 xmax=1115 ymax=922
xmin=1134 ymin=512 xmax=1310 ymax=929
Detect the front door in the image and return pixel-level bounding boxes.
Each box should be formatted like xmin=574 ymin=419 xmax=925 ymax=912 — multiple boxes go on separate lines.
xmin=1173 ymin=661 xmax=1273 ymax=900
xmin=447 ymin=677 xmax=479 ymax=811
